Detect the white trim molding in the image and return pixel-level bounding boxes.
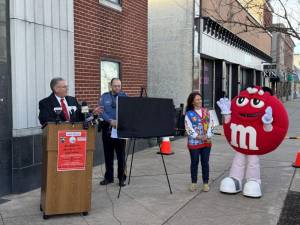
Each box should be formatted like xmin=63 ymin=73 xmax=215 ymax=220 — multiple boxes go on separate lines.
xmin=13 ymin=127 xmax=42 ymax=137
xmin=201 ymin=33 xmax=263 ymax=70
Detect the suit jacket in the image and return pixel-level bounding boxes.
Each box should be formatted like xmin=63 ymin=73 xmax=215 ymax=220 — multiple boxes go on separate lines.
xmin=38 ymin=93 xmax=84 ymax=126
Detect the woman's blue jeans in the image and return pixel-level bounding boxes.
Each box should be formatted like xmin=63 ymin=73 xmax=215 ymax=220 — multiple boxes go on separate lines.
xmin=189 ymin=147 xmax=211 ymax=183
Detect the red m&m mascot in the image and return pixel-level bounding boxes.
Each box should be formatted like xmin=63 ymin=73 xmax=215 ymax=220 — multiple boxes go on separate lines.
xmin=217 ymin=86 xmax=288 ymax=198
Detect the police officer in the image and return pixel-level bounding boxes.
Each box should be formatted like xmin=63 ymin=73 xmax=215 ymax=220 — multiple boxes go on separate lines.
xmin=99 ymin=78 xmax=127 ymax=187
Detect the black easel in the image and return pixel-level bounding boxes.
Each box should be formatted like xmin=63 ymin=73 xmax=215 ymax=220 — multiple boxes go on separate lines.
xmin=117 ymin=87 xmax=173 ymax=198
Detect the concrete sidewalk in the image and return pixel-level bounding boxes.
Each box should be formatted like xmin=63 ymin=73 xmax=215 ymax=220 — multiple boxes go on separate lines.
xmin=0 ymin=99 xmax=300 ymax=225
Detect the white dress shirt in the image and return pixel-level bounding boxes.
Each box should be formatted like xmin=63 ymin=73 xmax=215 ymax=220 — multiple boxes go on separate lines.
xmin=55 ymin=95 xmax=70 ymax=118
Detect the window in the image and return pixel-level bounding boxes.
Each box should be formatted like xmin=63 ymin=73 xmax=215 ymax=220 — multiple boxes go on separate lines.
xmin=202 ymin=59 xmax=214 ymax=108
xmin=0 ymin=2 xmax=7 ymax=63
xmin=256 ymin=71 xmax=261 ymax=86
xmin=241 ymin=68 xmax=254 ymax=90
xmin=99 ymin=0 xmax=122 ymax=11
xmin=107 ymin=0 xmax=121 ymax=4
xmin=0 ymin=22 xmax=7 ymax=63
xmin=100 ymin=60 xmax=120 ymax=95
xmin=226 ymin=64 xmax=230 ymax=98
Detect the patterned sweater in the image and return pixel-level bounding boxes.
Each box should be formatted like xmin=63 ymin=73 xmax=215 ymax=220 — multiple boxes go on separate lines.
xmin=185 ymin=108 xmax=212 ymax=150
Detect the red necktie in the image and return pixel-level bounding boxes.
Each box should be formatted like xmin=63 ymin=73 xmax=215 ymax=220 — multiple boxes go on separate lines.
xmin=60 ymin=98 xmax=70 ymax=121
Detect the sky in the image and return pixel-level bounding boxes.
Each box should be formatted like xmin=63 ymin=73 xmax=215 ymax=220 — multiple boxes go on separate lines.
xmin=271 ymin=0 xmax=300 ymax=52
xmin=295 ymin=43 xmax=300 ymax=53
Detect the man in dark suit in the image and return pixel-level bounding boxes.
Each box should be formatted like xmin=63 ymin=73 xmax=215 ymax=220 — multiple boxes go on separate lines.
xmin=39 ymin=77 xmax=101 ymax=126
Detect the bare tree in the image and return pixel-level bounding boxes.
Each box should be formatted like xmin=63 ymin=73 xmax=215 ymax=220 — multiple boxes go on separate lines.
xmin=202 ymin=0 xmax=300 ymax=40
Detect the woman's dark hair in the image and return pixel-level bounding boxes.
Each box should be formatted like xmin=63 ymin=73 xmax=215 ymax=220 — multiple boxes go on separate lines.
xmin=186 ymin=92 xmax=202 ymax=112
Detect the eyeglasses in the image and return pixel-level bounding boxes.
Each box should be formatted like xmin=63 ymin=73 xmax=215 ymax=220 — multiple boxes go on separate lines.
xmin=112 ymin=85 xmax=121 ymax=88
xmin=57 ymin=85 xmax=68 ymax=89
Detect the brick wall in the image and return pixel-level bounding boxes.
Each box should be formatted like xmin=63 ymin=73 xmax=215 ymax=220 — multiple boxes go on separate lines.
xmin=74 ymin=0 xmax=148 ymax=107
xmin=284 ymin=35 xmax=295 ymax=72
xmin=263 ymin=2 xmax=272 ymax=28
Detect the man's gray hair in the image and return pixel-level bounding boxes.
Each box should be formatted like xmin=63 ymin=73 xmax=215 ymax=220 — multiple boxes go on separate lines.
xmin=50 ymin=77 xmax=65 ymax=92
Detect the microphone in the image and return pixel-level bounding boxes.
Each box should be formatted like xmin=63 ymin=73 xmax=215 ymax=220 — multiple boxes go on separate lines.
xmin=93 ymin=114 xmax=100 ymax=125
xmin=81 ymin=101 xmax=91 ymax=129
xmin=54 ymin=107 xmax=62 ymax=124
xmin=70 ymin=109 xmax=75 ymax=124
xmin=81 ymin=101 xmax=89 ymax=120
xmin=85 ymin=114 xmax=94 ymax=123
xmin=139 ymin=86 xmax=147 ymax=97
xmin=89 ymin=109 xmax=100 ymax=126
xmin=140 ymin=87 xmax=144 ymax=97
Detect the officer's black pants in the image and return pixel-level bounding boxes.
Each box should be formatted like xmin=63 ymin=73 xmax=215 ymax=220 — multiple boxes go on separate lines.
xmin=102 ymin=125 xmax=126 ymax=182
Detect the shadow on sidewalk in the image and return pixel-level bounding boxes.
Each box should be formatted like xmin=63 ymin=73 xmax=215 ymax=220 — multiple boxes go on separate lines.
xmin=278 ymin=190 xmax=300 ymax=225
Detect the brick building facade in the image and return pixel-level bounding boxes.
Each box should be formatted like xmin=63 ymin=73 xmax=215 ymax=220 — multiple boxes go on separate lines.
xmin=271 ymin=24 xmax=295 ymax=100
xmin=200 ymin=0 xmax=272 ymax=112
xmin=263 ymin=2 xmax=273 ymax=28
xmin=0 ymin=0 xmax=148 ymax=197
xmin=74 ymin=0 xmax=148 ymax=106
xmin=148 ymin=0 xmax=272 ymax=123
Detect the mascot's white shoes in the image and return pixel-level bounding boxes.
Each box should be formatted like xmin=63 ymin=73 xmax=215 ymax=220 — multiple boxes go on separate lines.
xmin=220 ymin=177 xmax=242 ymax=194
xmin=243 ymin=180 xmax=262 ymax=198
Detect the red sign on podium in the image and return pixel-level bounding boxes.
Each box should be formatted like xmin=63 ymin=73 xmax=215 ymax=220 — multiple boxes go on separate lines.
xmin=57 ymin=130 xmax=87 ymax=171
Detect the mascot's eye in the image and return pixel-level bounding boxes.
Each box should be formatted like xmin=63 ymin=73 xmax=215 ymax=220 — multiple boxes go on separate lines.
xmin=250 ymin=99 xmax=265 ymax=108
xmin=236 ymin=97 xmax=249 ymax=107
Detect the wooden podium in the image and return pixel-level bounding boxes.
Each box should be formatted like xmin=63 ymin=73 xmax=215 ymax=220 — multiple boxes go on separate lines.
xmin=40 ymin=122 xmax=96 ymax=219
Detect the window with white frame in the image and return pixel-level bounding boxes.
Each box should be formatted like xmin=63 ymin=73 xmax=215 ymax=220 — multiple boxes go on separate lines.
xmin=100 ymin=60 xmax=120 ymax=95
xmin=99 ymin=0 xmax=122 ymax=11
xmin=106 ymin=0 xmax=121 ymax=4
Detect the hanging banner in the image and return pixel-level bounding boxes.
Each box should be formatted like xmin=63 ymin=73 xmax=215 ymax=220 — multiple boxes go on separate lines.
xmin=57 ymin=130 xmax=87 ymax=171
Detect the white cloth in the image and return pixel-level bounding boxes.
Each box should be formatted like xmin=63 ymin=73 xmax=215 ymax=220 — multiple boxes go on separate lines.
xmin=110 ymin=128 xmax=127 ymax=140
xmin=195 ymin=109 xmax=202 ymax=117
xmin=111 ymin=128 xmax=118 ymax=139
xmin=229 ymin=152 xmax=261 ymax=183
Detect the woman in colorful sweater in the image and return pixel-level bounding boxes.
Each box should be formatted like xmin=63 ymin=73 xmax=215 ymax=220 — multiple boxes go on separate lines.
xmin=185 ymin=92 xmax=212 ymax=192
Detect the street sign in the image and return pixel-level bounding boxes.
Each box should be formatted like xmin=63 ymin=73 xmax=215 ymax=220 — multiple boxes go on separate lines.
xmin=263 ymin=64 xmax=276 ymax=71
xmin=263 ymin=63 xmax=277 ymax=78
xmin=263 ymin=71 xmax=277 ymax=77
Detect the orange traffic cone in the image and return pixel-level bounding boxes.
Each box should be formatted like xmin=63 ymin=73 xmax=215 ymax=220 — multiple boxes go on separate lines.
xmin=292 ymin=152 xmax=300 ymax=168
xmin=157 ymin=137 xmax=174 ymax=155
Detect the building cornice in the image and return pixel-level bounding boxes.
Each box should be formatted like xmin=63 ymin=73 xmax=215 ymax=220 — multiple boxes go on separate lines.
xmin=202 ymin=17 xmax=272 ymax=62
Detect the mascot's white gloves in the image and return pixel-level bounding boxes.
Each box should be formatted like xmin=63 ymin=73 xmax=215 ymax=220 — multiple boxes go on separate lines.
xmin=217 ymin=98 xmax=231 ymax=115
xmin=262 ymin=106 xmax=273 ymax=125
